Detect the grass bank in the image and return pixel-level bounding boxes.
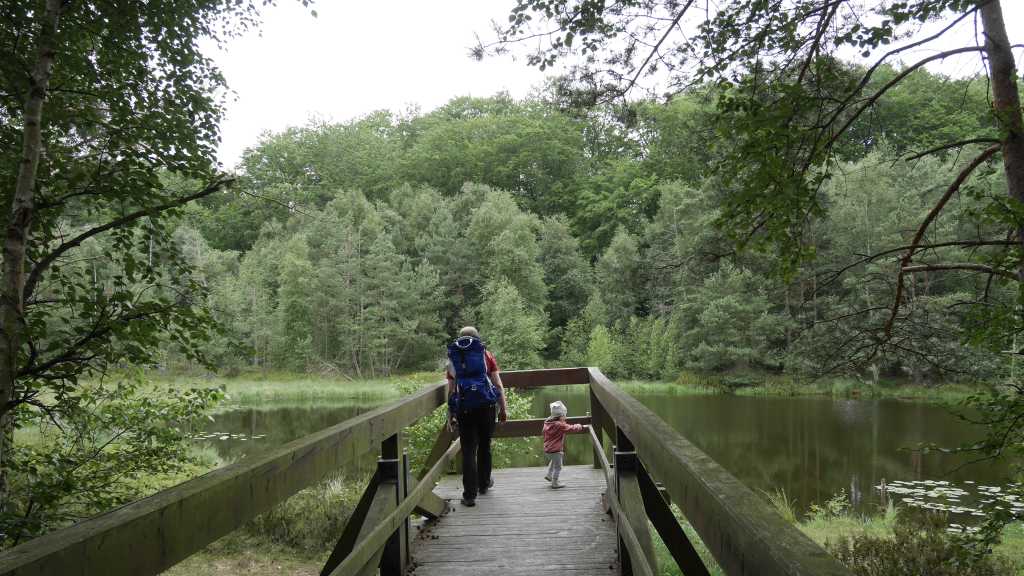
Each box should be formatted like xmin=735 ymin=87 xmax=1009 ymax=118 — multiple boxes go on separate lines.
xmin=668 ymin=370 xmax=992 ymax=403
xmin=152 ymin=368 xmax=990 ymax=405
xmin=148 ymin=370 xmax=440 ymax=409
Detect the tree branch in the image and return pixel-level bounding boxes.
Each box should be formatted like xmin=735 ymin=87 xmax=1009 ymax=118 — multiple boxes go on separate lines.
xmin=816 ymin=239 xmax=1017 ymax=292
xmin=902 ymin=263 xmax=1016 ymax=281
xmin=614 ymin=0 xmax=695 ymax=98
xmin=17 ymin=305 xmax=174 ymax=380
xmin=23 ymin=178 xmax=233 ymax=301
xmin=883 ymin=144 xmax=1001 ymax=338
xmin=903 ymin=137 xmax=1002 ymax=162
xmin=795 ymin=0 xmax=841 ymax=86
xmin=818 ymin=4 xmax=985 ymax=147
xmin=823 ymin=47 xmax=988 ymax=155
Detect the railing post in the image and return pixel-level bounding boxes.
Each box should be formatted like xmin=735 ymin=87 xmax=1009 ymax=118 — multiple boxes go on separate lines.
xmin=637 ymin=460 xmax=711 ymax=576
xmin=615 ymin=427 xmax=656 ymax=576
xmin=379 ymin=432 xmax=407 ymax=576
xmin=590 ymin=386 xmax=609 ymax=470
xmin=319 ymin=471 xmax=380 ymax=576
xmin=401 ymin=450 xmax=412 ymax=567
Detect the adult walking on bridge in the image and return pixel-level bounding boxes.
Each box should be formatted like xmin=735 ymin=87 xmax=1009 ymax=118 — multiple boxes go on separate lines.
xmin=446 ymin=326 xmax=508 ymax=507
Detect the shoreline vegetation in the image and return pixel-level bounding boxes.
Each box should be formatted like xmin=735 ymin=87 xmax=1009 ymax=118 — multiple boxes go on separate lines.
xmin=90 ymin=372 xmax=1020 ymax=574
xmin=151 ymin=368 xmax=997 ymax=407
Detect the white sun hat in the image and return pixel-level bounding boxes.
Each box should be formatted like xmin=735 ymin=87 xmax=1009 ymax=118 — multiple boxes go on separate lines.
xmin=549 ymin=400 xmax=568 ymax=418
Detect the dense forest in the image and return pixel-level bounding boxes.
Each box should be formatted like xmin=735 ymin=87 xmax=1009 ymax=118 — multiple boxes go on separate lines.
xmin=141 ymin=67 xmax=1011 ymax=383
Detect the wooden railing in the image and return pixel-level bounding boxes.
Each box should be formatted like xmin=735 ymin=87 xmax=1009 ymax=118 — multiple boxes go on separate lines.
xmin=0 ymin=382 xmax=447 ymax=576
xmin=0 ymin=367 xmax=853 ymax=576
xmin=584 ymin=368 xmax=852 ymax=576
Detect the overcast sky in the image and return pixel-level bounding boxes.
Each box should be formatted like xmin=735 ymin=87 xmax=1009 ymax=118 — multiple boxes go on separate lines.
xmin=208 ymin=1 xmax=1024 ymax=168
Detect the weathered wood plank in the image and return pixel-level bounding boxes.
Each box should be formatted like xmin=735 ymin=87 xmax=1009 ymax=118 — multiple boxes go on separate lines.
xmin=637 ymin=461 xmax=711 ymax=576
xmin=414 ymin=466 xmax=617 ymax=575
xmin=618 ymin=470 xmax=657 ymax=575
xmin=321 ymin=471 xmax=380 ymax=576
xmin=380 ymin=434 xmax=407 ymax=576
xmin=590 ymin=387 xmax=612 ymax=469
xmin=493 ymin=416 xmax=589 ymax=438
xmin=613 ymin=429 xmax=655 ymax=576
xmin=408 ymin=448 xmax=448 ymax=520
xmin=604 ymin=477 xmax=654 ymax=576
xmin=413 ymin=490 xmax=448 ymax=520
xmin=500 ymin=367 xmax=590 ymax=388
xmin=329 ymin=440 xmax=462 ymax=576
xmin=411 ymin=567 xmax=616 ymax=576
xmin=0 ymin=382 xmax=446 ymax=576
xmin=588 ymin=368 xmax=852 ymax=576
xmin=353 ymin=480 xmax=397 ymax=576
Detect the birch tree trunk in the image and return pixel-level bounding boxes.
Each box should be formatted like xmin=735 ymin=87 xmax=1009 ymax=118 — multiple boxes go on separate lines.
xmin=0 ymin=0 xmax=63 ymax=511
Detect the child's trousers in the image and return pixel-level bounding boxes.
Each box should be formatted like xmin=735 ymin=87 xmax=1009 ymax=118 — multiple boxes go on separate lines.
xmin=545 ymin=451 xmax=563 ymax=483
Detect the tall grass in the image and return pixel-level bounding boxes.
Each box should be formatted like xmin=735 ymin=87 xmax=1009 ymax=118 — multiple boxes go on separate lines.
xmin=762 ymin=487 xmax=799 ymax=524
xmin=667 ymin=369 xmax=988 ymax=403
xmin=147 ymin=371 xmax=440 ymax=409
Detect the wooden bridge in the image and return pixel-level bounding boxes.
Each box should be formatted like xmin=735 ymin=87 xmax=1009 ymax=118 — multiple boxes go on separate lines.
xmin=0 ymin=368 xmax=852 ymax=576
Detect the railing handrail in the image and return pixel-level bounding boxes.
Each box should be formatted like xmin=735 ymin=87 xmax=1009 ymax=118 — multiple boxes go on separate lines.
xmin=0 ymin=381 xmax=447 ymax=576
xmin=500 ymin=366 xmax=590 ymax=388
xmin=587 ymin=367 xmax=853 ymax=576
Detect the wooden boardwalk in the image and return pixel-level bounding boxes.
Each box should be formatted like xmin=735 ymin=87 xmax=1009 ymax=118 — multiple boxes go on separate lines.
xmin=0 ymin=368 xmax=854 ymax=576
xmin=411 ymin=466 xmax=618 ymax=575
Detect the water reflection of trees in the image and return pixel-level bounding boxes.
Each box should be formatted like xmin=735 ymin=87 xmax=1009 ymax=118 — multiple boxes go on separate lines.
xmin=199 ymin=389 xmax=1011 ymax=512
xmin=526 ymin=388 xmax=1010 ymax=512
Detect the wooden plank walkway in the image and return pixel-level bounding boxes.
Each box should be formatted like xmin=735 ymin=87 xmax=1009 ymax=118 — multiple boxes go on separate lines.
xmin=410 ymin=465 xmax=619 ymax=575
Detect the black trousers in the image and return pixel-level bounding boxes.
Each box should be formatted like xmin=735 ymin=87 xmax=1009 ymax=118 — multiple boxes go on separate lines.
xmin=457 ymin=404 xmax=496 ymax=500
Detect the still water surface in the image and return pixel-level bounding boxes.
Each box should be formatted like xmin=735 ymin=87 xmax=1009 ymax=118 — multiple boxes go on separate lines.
xmin=202 ymin=385 xmax=1013 ymax=511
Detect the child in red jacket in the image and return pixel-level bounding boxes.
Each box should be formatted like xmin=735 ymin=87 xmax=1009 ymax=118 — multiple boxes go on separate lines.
xmin=542 ymin=400 xmax=584 ymax=489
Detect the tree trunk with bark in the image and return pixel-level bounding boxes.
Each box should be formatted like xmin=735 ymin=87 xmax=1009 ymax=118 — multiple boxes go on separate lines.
xmin=0 ymin=0 xmax=63 ymax=512
xmin=980 ymin=1 xmax=1024 ymax=281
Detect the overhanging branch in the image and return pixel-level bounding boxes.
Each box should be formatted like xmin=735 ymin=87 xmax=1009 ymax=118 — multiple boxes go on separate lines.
xmin=24 ymin=178 xmax=233 ymax=301
xmin=901 ymin=263 xmax=1016 ymax=281
xmin=883 ymin=144 xmax=1001 ymax=338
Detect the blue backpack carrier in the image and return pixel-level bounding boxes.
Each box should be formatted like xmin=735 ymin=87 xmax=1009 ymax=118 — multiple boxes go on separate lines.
xmin=447 ymin=336 xmax=497 ymax=414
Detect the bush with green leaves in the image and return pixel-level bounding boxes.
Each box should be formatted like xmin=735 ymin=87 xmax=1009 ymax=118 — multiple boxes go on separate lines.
xmin=4 ymin=373 xmax=223 ymax=547
xmin=827 ymin=508 xmax=1013 ymax=576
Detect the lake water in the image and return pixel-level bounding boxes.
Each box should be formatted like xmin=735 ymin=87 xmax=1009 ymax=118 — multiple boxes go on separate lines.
xmin=200 ymin=384 xmax=1016 ymax=513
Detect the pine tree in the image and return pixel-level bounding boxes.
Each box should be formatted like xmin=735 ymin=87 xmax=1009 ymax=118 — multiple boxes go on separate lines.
xmin=465 ymin=187 xmax=548 ymax=314
xmin=478 ymin=280 xmax=546 ymax=370
xmin=595 ymin=227 xmax=643 ymax=326
xmin=274 ymin=234 xmax=316 ymax=370
xmin=538 ymin=215 xmax=592 ymax=333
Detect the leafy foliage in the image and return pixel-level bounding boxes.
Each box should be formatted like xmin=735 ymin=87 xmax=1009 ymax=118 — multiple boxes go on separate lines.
xmin=827 ymin=508 xmax=1014 ymax=576
xmin=479 ymin=280 xmax=547 ymax=371
xmin=4 ymin=374 xmax=222 ymax=545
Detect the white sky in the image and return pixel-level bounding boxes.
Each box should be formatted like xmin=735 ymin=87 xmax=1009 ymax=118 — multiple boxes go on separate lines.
xmin=210 ymin=0 xmax=548 ymax=167
xmin=208 ymin=1 xmax=1024 ymax=168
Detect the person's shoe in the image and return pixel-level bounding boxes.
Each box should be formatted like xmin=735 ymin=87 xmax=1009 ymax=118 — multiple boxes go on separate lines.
xmin=544 ymin=474 xmax=551 ymax=482
xmin=551 ymin=481 xmax=566 ymax=489
xmin=460 ymin=497 xmax=476 ymax=507
xmin=479 ymin=478 xmax=494 ymax=495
